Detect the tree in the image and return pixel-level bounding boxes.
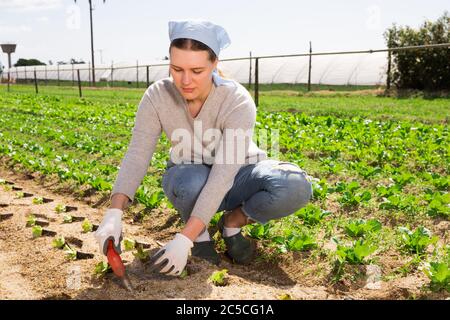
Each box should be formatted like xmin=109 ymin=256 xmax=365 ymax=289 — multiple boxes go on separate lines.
xmin=14 ymin=58 xmax=46 ymax=67
xmin=384 ymin=12 xmax=450 ymax=91
xmin=70 ymin=58 xmax=86 ymax=64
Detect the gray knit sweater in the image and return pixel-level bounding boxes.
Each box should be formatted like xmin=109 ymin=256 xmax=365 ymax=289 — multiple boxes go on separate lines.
xmin=110 ymin=73 xmax=267 ymax=226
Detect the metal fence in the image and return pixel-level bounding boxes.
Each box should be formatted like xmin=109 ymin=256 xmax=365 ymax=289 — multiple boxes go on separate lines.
xmin=1 ymin=43 xmax=449 ymax=105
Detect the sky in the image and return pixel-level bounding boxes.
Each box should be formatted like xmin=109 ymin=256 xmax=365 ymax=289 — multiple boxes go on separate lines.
xmin=0 ymin=0 xmax=448 ymax=67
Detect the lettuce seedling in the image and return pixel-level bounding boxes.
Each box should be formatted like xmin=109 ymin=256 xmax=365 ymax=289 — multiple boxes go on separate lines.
xmin=336 ymin=239 xmax=377 ymax=264
xmin=32 ymin=197 xmax=44 ymax=205
xmin=344 ymin=219 xmax=382 ymax=238
xmin=295 ymin=204 xmax=331 ymax=226
xmin=93 ymin=261 xmax=112 ymax=277
xmin=81 ymin=218 xmax=93 ymax=233
xmin=63 ymin=215 xmax=73 ymax=223
xmin=179 ymin=269 xmax=189 ymax=279
xmin=338 ymin=190 xmax=372 ymax=208
xmin=32 ymin=225 xmax=43 ymax=238
xmin=311 ymin=178 xmax=329 ymax=200
xmin=209 ymin=212 xmax=222 ymax=227
xmin=133 ymin=244 xmax=150 ymax=262
xmin=15 ymin=191 xmax=24 ymax=199
xmin=55 ymin=204 xmax=66 ymax=214
xmin=285 ymin=233 xmax=317 ymax=252
xmin=423 ymin=262 xmax=450 ymax=292
xmin=392 ymin=172 xmax=415 ymax=188
xmin=245 ymin=223 xmax=272 ymax=240
xmin=135 ymin=188 xmax=165 ymax=209
xmin=431 ymin=176 xmax=449 ymax=191
xmin=52 ymin=236 xmax=66 ymax=249
xmin=209 ymin=269 xmax=229 ymax=286
xmin=425 ymin=190 xmax=450 ymax=218
xmin=123 ymin=238 xmax=136 ymax=251
xmin=64 ymin=245 xmax=77 ymax=261
xmin=352 ymin=161 xmax=381 ymax=179
xmin=26 ymin=214 xmax=37 ymax=227
xmin=376 ymin=184 xmax=401 ymax=198
xmin=278 ymin=293 xmax=292 ymax=300
xmin=379 ymin=194 xmax=418 ymax=213
xmin=399 ymin=226 xmax=438 ymax=254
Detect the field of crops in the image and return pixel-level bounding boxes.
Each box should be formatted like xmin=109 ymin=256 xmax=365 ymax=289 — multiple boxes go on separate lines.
xmin=0 ymin=85 xmax=449 ymax=299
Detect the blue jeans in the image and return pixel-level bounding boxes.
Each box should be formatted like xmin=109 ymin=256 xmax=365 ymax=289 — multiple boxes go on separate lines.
xmin=162 ymin=159 xmax=313 ymax=225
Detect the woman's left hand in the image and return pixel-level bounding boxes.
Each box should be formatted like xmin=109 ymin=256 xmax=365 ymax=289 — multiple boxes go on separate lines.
xmin=148 ymin=233 xmax=193 ymax=276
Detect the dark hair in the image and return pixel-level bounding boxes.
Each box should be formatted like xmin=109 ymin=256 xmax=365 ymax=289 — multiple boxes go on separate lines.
xmin=169 ymin=38 xmax=217 ymax=62
xmin=169 ymin=38 xmax=228 ymax=78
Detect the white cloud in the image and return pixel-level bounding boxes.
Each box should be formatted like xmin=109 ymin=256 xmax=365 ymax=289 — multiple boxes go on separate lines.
xmin=36 ymin=16 xmax=49 ymax=23
xmin=0 ymin=24 xmax=32 ymax=33
xmin=0 ymin=0 xmax=63 ymax=11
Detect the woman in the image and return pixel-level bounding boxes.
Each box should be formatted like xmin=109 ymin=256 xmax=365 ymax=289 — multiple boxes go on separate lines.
xmin=95 ymin=20 xmax=313 ymax=276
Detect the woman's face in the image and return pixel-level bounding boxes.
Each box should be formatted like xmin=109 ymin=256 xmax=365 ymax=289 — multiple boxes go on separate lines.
xmin=169 ymin=46 xmax=218 ymax=102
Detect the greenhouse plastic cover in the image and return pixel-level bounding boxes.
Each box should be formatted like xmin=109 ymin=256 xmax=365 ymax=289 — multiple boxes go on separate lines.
xmin=2 ymin=52 xmax=388 ymax=86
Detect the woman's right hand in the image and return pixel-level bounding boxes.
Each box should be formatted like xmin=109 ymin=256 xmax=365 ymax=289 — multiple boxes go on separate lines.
xmin=94 ymin=208 xmax=123 ymax=255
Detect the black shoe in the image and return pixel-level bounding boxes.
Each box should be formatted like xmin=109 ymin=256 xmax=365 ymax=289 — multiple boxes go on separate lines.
xmin=217 ymin=214 xmax=256 ymax=265
xmin=191 ymin=240 xmax=221 ymax=266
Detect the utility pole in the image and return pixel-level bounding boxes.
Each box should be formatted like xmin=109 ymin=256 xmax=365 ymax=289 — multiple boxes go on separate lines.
xmin=74 ymin=0 xmax=106 ymax=87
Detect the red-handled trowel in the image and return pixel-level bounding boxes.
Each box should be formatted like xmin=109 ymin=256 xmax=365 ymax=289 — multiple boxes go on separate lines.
xmin=107 ymin=239 xmax=133 ymax=292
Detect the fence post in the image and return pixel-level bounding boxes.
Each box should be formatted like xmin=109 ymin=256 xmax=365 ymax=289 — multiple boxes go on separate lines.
xmin=308 ymin=41 xmax=312 ymax=91
xmin=72 ymin=63 xmax=75 ymax=86
xmin=136 ymin=60 xmax=139 ymax=88
xmin=45 ymin=65 xmax=48 ymax=86
xmin=146 ymin=65 xmax=150 ymax=88
xmin=248 ymin=51 xmax=252 ymax=90
xmin=57 ymin=64 xmax=60 ymax=86
xmin=386 ymin=50 xmax=391 ymax=90
xmin=111 ymin=61 xmax=114 ymax=87
xmin=77 ymin=69 xmax=82 ymax=97
xmin=7 ymin=70 xmax=10 ymax=92
xmin=88 ymin=62 xmax=91 ymax=87
xmin=34 ymin=69 xmax=38 ymax=94
xmin=255 ymin=57 xmax=259 ymax=108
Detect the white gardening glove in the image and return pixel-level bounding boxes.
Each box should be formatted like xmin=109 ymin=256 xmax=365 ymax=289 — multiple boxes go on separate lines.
xmin=94 ymin=208 xmax=123 ymax=255
xmin=148 ymin=233 xmax=193 ymax=276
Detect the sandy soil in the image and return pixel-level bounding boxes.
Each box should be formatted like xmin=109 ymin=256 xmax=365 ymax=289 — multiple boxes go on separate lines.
xmin=0 ymin=165 xmax=448 ymax=300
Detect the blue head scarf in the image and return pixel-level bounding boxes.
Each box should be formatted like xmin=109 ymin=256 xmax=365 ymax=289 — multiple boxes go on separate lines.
xmin=168 ymin=20 xmax=234 ymax=87
xmin=168 ymin=20 xmax=231 ymax=58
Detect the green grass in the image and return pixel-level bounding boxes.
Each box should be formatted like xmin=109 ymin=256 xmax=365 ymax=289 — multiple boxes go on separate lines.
xmin=1 ymin=83 xmax=449 ymax=123
xmin=0 ymin=83 xmax=145 ymax=104
xmin=260 ymin=95 xmax=450 ymax=123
